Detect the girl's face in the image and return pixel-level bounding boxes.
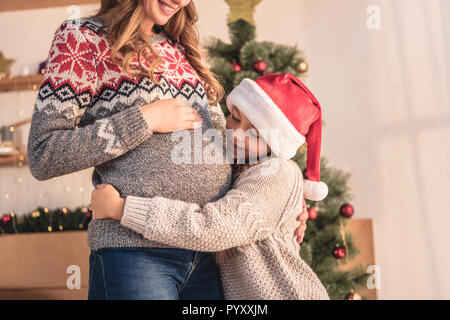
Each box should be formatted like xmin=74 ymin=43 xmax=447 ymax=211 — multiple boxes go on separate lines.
xmin=226 ymin=105 xmax=271 ymax=162
xmin=142 ymin=0 xmax=191 ymax=27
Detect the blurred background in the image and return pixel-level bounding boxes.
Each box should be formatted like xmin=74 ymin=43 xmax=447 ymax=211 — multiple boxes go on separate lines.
xmin=0 ymin=0 xmax=449 ymax=299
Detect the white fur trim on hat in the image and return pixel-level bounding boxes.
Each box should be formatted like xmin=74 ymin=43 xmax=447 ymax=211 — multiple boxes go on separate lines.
xmin=226 ymin=78 xmax=306 ymax=159
xmin=303 ymin=180 xmax=328 ymax=201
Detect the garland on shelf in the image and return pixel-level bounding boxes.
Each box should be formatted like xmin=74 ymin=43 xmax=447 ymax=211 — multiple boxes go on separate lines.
xmin=1 ymin=206 xmax=92 ymax=234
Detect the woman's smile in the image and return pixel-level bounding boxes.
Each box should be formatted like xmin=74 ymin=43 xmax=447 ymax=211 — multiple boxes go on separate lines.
xmin=158 ymin=0 xmax=179 ymax=16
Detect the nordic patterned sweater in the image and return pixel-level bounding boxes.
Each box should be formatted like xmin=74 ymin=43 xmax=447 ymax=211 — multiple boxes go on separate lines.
xmin=121 ymin=157 xmax=330 ymax=300
xmin=27 ymin=16 xmax=232 ymax=250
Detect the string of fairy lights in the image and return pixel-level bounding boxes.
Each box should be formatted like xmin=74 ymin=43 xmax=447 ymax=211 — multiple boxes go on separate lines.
xmin=1 ymin=206 xmax=93 ymax=234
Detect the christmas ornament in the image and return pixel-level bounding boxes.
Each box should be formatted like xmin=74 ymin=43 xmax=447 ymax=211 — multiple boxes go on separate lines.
xmin=225 ymin=0 xmax=263 ymax=25
xmin=307 ymin=207 xmax=318 ymax=221
xmin=1 ymin=213 xmax=11 ymax=225
xmin=31 ymin=210 xmax=40 ymax=218
xmin=38 ymin=60 xmax=47 ymax=74
xmin=333 ymin=244 xmax=346 ymax=259
xmin=253 ymin=60 xmax=267 ymax=73
xmin=0 ymin=51 xmax=15 ymax=79
xmin=231 ymin=61 xmax=242 ymax=72
xmin=345 ymin=290 xmax=362 ymax=300
xmin=297 ymin=60 xmax=309 ymax=73
xmin=340 ymin=203 xmax=355 ymax=218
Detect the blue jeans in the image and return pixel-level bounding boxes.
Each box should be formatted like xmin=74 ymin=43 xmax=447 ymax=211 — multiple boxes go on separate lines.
xmin=87 ymin=247 xmax=224 ymax=300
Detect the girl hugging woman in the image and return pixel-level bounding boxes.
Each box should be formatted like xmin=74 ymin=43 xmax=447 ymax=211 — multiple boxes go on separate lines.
xmin=90 ymin=73 xmax=330 ymax=300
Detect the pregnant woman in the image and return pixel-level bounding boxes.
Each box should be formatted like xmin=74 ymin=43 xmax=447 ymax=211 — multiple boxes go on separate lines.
xmin=27 ymin=0 xmax=306 ymax=299
xmin=89 ymin=73 xmax=330 ymax=299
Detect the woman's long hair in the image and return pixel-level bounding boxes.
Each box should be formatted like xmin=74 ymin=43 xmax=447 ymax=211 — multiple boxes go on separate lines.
xmin=93 ymin=0 xmax=224 ymax=105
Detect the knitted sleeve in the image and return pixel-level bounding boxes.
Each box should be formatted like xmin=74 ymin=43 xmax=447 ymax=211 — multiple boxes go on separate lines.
xmin=209 ymin=103 xmax=227 ymax=132
xmin=120 ymin=158 xmax=300 ymax=252
xmin=27 ymin=20 xmax=153 ymax=181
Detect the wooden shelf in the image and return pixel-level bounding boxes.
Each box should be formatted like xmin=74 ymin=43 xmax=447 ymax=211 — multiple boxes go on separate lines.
xmin=0 ymin=152 xmax=27 ymax=167
xmin=0 ymin=0 xmax=99 ymax=12
xmin=0 ymin=74 xmax=43 ymax=93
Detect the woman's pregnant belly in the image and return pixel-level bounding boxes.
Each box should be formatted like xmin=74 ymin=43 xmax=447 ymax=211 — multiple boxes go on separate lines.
xmin=93 ymin=130 xmax=233 ymax=207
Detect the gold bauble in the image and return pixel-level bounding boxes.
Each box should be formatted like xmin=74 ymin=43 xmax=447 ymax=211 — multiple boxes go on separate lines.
xmin=345 ymin=290 xmax=362 ymax=300
xmin=298 ymin=60 xmax=309 ymax=73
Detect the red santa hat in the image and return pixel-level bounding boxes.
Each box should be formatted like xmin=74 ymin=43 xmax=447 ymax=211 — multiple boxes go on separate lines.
xmin=226 ymin=73 xmax=328 ymax=201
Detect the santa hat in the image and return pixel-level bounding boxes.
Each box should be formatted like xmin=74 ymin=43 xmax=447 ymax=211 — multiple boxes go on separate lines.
xmin=226 ymin=73 xmax=328 ymax=201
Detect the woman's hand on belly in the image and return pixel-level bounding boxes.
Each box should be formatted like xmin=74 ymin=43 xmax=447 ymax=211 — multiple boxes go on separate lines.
xmin=141 ymin=98 xmax=203 ymax=133
xmin=89 ymin=184 xmax=125 ymax=221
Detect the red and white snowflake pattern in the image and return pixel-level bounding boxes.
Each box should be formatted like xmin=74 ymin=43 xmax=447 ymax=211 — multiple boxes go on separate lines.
xmin=154 ymin=41 xmax=201 ymax=88
xmin=42 ymin=18 xmax=204 ymax=99
xmin=44 ymin=28 xmax=97 ymax=94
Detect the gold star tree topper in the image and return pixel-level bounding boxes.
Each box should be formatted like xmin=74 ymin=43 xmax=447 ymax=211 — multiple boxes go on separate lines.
xmin=0 ymin=51 xmax=15 ymax=78
xmin=225 ymin=0 xmax=263 ymax=25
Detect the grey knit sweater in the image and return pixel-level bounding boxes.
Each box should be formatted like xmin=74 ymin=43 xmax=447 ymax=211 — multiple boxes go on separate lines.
xmin=27 ymin=16 xmax=232 ymax=250
xmin=121 ymin=157 xmax=330 ymax=300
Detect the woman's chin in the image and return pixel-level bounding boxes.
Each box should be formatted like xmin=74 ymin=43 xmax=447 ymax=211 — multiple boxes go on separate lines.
xmin=153 ymin=16 xmax=170 ymax=26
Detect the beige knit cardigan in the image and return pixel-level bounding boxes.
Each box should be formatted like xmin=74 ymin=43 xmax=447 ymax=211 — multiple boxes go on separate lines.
xmin=121 ymin=156 xmax=329 ymax=300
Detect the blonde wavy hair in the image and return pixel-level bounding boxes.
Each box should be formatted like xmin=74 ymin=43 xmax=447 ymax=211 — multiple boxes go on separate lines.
xmin=93 ymin=0 xmax=224 ymax=105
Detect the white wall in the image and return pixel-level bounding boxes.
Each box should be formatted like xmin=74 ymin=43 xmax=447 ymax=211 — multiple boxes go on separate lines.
xmin=0 ymin=0 xmax=448 ymax=299
xmin=292 ymin=0 xmax=450 ymax=300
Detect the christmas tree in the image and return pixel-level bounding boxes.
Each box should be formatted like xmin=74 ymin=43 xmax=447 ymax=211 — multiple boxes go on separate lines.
xmin=203 ymin=0 xmax=368 ymax=299
xmin=203 ymin=0 xmax=308 ymax=117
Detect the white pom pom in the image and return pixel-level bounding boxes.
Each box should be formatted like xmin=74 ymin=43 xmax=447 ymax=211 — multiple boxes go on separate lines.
xmin=303 ymin=180 xmax=328 ymax=201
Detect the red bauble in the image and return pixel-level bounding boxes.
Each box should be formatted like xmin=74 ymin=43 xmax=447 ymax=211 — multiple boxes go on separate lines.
xmin=85 ymin=211 xmax=92 ymax=219
xmin=2 ymin=214 xmax=11 ymax=225
xmin=253 ymin=60 xmax=267 ymax=73
xmin=333 ymin=246 xmax=346 ymax=259
xmin=307 ymin=207 xmax=318 ymax=221
xmin=231 ymin=61 xmax=242 ymax=72
xmin=340 ymin=203 xmax=355 ymax=218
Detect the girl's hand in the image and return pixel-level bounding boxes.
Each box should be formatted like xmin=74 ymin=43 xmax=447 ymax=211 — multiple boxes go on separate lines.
xmin=295 ymin=199 xmax=308 ymax=244
xmin=88 ymin=184 xmax=125 ymax=221
xmin=140 ymin=98 xmax=203 ymax=133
